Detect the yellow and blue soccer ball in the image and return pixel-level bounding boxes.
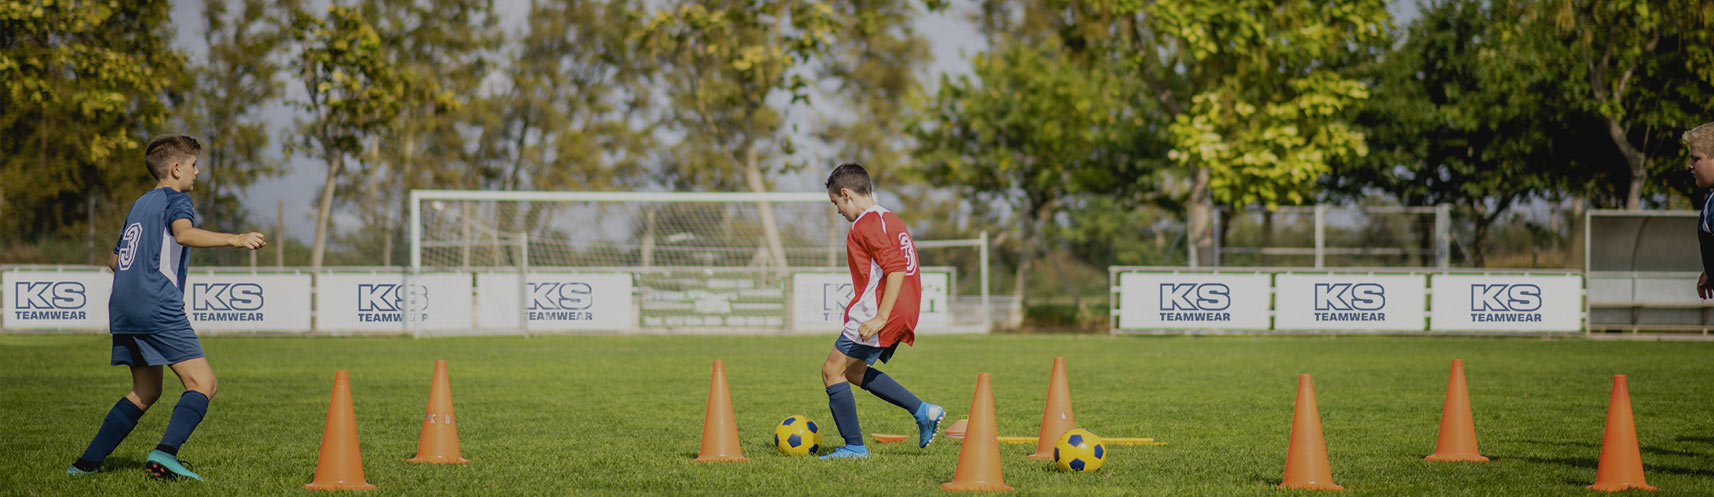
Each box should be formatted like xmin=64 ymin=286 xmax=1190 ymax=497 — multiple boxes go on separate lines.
xmin=1053 ymin=428 xmax=1106 ymax=472
xmin=773 ymin=415 xmax=822 ymax=456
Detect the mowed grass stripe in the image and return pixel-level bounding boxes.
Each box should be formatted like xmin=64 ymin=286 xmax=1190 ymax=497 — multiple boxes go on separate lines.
xmin=1 ymin=334 xmax=1710 ymax=496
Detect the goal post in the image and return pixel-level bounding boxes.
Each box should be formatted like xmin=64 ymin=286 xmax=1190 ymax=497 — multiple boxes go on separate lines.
xmin=408 ymin=190 xmax=991 ymax=335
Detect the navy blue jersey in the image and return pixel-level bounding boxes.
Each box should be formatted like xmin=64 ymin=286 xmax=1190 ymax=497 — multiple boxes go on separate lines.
xmin=109 ymin=188 xmax=197 ymax=334
xmin=1700 ymin=192 xmax=1714 ymax=278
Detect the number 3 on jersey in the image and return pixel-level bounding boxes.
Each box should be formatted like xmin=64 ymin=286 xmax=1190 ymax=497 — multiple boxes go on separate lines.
xmin=897 ymin=232 xmax=918 ymax=275
xmin=117 ymin=222 xmax=142 ymax=271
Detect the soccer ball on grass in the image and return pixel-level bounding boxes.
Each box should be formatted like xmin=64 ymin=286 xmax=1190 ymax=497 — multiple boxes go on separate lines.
xmin=773 ymin=415 xmax=822 ymax=456
xmin=1052 ymin=428 xmax=1106 ymax=472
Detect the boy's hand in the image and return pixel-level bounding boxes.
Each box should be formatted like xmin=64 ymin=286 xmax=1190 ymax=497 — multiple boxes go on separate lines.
xmin=1700 ymin=272 xmax=1712 ymax=300
xmin=230 ymin=232 xmax=267 ymax=250
xmin=859 ymin=316 xmax=885 ymax=341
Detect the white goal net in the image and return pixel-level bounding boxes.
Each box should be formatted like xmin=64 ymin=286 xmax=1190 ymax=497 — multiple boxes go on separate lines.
xmin=409 ymin=190 xmax=989 ymax=336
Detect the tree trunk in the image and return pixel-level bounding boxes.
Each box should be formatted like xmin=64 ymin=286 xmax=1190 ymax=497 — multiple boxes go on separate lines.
xmin=640 ymin=208 xmax=657 ymax=267
xmin=1039 ymin=205 xmax=1081 ymax=319
xmin=1602 ymin=117 xmax=1649 ymax=209
xmin=1187 ymin=165 xmax=1213 ymax=266
xmin=742 ymin=143 xmax=789 ymax=274
xmin=1564 ymin=197 xmax=1586 ymax=270
xmin=1010 ymin=207 xmax=1043 ymax=328
xmin=1261 ymin=209 xmax=1274 ymax=267
xmin=276 ymin=199 xmax=284 ymax=267
xmin=310 ymin=151 xmax=343 ymax=268
xmin=393 ymin=129 xmax=418 ymax=268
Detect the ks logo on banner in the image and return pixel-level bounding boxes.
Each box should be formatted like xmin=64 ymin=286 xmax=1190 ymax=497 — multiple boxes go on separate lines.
xmin=821 ymin=282 xmax=854 ymax=321
xmin=12 ymin=282 xmax=88 ymax=320
xmin=528 ymin=282 xmax=597 ymax=321
xmin=1313 ymin=283 xmax=1387 ymax=322
xmin=1157 ymin=283 xmax=1232 ymax=321
xmin=357 ymin=283 xmax=429 ymax=323
xmin=1468 ymin=284 xmax=1543 ymax=322
xmin=190 ymin=283 xmax=264 ymax=322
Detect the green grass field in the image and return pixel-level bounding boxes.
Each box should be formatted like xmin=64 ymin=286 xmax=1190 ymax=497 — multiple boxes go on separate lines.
xmin=3 ymin=334 xmax=1712 ymax=496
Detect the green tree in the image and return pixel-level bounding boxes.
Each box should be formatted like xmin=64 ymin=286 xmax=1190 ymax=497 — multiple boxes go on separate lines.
xmin=1330 ymin=0 xmax=1570 ymax=267
xmin=474 ymin=0 xmax=658 ymax=266
xmin=178 ymin=0 xmax=289 ymax=253
xmin=813 ymin=1 xmax=936 ymax=189
xmin=1501 ymin=0 xmax=1714 ymax=209
xmin=1134 ymin=0 xmax=1390 ymax=264
xmin=472 ymin=0 xmax=652 ymax=194
xmin=346 ymin=0 xmax=499 ymax=266
xmin=289 ymin=5 xmax=409 ymax=267
xmin=635 ymin=0 xmax=843 ymax=271
xmin=0 ymin=0 xmax=184 ymax=255
xmin=910 ymin=39 xmax=1142 ymax=314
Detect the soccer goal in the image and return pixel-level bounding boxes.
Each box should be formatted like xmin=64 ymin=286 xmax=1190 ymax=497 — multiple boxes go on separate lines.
xmin=408 ymin=190 xmax=991 ymax=336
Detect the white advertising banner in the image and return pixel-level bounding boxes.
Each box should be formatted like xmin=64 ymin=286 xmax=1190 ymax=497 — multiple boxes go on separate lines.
xmin=476 ymin=272 xmax=633 ymax=331
xmin=184 ymin=273 xmax=312 ymax=332
xmin=3 ymin=270 xmax=112 ymax=330
xmin=1274 ymin=274 xmax=1427 ymax=331
xmin=1117 ymin=272 xmax=1271 ymax=330
xmin=316 ymin=273 xmax=473 ymax=332
xmin=919 ymin=271 xmax=952 ymax=331
xmin=791 ymin=272 xmax=850 ymax=332
xmin=790 ymin=271 xmax=951 ymax=332
xmin=1430 ymin=274 xmax=1583 ymax=332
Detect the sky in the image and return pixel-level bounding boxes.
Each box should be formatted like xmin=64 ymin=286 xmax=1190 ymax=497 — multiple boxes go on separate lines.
xmin=168 ymin=0 xmax=1421 ymax=242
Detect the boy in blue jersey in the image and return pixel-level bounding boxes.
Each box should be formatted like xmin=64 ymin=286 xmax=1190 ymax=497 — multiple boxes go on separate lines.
xmin=1687 ymin=123 xmax=1714 ymax=300
xmin=67 ymin=135 xmax=266 ymax=480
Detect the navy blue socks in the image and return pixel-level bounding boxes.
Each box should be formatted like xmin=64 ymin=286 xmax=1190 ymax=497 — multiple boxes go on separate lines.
xmin=825 ymin=383 xmax=863 ymax=447
xmin=859 ymin=368 xmax=924 ymax=413
xmin=74 ymin=397 xmax=147 ymax=470
xmin=156 ymin=391 xmax=209 ymax=455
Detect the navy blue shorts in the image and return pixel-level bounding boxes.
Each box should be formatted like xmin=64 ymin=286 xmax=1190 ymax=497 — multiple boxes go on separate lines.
xmin=111 ymin=329 xmax=205 ymax=367
xmin=834 ymin=334 xmax=899 ymax=365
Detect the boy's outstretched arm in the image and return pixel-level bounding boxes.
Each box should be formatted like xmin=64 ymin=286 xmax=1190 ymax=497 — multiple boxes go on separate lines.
xmin=108 ymin=253 xmax=117 ymax=271
xmin=859 ymin=272 xmax=907 ymax=340
xmin=170 ymin=219 xmax=267 ymax=250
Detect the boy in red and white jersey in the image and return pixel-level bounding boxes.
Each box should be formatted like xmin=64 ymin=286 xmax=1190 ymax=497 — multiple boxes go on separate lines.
xmin=817 ymin=163 xmax=945 ymax=460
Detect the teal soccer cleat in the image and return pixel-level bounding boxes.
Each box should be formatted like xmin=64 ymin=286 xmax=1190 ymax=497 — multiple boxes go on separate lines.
xmin=914 ymin=402 xmax=946 ymax=448
xmin=144 ymin=450 xmax=202 ymax=481
xmin=817 ymin=445 xmax=870 ymax=460
xmin=65 ymin=465 xmax=100 ymax=476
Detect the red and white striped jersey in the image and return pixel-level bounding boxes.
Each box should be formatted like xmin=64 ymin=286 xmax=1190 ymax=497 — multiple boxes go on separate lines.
xmin=842 ymin=205 xmax=922 ymax=347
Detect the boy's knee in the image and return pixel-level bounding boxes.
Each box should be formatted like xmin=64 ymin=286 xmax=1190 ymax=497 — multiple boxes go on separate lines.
xmin=845 ymin=369 xmax=867 ymax=387
xmin=184 ymin=375 xmax=218 ymax=398
xmin=820 ymin=365 xmax=842 ymax=385
xmin=130 ymin=389 xmax=161 ymax=409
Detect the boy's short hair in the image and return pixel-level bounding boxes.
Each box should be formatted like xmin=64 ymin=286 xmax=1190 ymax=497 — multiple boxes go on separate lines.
xmin=1683 ymin=122 xmax=1714 ymax=157
xmin=145 ymin=135 xmax=202 ymax=180
xmin=825 ymin=163 xmax=872 ymax=196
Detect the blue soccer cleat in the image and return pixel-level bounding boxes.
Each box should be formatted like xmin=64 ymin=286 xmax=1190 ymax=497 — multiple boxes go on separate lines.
xmin=914 ymin=402 xmax=946 ymax=448
xmin=144 ymin=450 xmax=202 ymax=481
xmin=817 ymin=444 xmax=870 ymax=460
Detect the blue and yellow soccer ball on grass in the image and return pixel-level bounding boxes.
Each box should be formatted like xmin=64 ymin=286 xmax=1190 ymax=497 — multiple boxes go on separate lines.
xmin=1053 ymin=428 xmax=1106 ymax=472
xmin=773 ymin=415 xmax=822 ymax=456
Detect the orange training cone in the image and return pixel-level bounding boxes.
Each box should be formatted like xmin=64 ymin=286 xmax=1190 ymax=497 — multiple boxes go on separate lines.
xmin=305 ymin=370 xmax=376 ymax=491
xmin=946 ymin=418 xmax=969 ymax=439
xmin=1028 ymin=357 xmax=1075 ymax=460
xmin=1426 ymin=359 xmax=1488 ymax=462
xmin=1588 ymin=375 xmax=1655 ymax=492
xmin=1281 ymin=374 xmax=1343 ymax=491
xmin=942 ymin=372 xmax=1012 ymax=492
xmin=408 ymin=360 xmax=469 ymax=463
xmin=695 ymin=360 xmax=747 ymax=462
